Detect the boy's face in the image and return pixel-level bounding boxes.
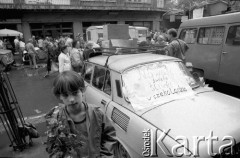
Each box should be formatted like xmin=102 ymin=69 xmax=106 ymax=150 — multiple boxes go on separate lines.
xmin=59 ymin=90 xmax=83 ymax=108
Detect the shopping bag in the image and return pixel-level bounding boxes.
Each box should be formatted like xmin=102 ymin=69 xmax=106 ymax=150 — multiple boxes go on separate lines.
xmin=51 ymin=61 xmax=59 ymax=72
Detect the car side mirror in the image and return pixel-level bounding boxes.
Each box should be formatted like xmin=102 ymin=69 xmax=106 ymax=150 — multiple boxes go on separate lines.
xmin=192 ymin=72 xmax=206 ymax=87
xmin=185 ymin=62 xmax=193 ymax=72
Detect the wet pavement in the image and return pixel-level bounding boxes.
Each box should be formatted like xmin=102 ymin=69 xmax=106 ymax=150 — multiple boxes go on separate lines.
xmin=0 ymin=55 xmax=60 ymax=157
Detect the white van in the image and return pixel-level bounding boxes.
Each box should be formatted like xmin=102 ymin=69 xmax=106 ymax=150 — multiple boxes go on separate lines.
xmin=86 ymin=25 xmax=148 ymax=43
xmin=178 ymin=12 xmax=240 ymax=86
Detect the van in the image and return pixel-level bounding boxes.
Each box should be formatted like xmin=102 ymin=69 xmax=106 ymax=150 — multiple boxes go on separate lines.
xmin=86 ymin=25 xmax=148 ymax=43
xmin=178 ymin=12 xmax=240 ymax=86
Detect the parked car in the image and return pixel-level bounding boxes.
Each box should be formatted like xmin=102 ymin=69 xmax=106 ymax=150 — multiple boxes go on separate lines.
xmin=0 ymin=49 xmax=14 ymax=71
xmin=82 ymin=52 xmax=240 ymax=158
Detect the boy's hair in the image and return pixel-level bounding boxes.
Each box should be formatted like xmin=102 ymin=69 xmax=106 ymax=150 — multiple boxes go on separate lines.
xmin=167 ymin=28 xmax=177 ymax=38
xmin=60 ymin=45 xmax=68 ymax=52
xmin=53 ymin=71 xmax=85 ymax=97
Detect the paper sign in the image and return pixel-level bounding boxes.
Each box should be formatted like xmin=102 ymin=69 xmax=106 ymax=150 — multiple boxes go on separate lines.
xmin=122 ymin=62 xmax=194 ymax=111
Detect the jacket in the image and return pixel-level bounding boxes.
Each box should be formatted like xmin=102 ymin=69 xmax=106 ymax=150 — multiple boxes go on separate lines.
xmin=45 ymin=103 xmax=117 ymax=158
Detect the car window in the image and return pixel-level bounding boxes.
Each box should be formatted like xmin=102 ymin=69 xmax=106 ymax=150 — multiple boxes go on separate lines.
xmin=83 ymin=63 xmax=94 ymax=84
xmin=92 ymin=66 xmax=106 ymax=90
xmin=226 ymin=25 xmax=240 ymax=46
xmin=103 ymin=70 xmax=111 ymax=95
xmin=87 ymin=31 xmax=91 ymax=41
xmin=115 ymin=80 xmax=123 ymax=98
xmin=179 ymin=28 xmax=197 ymax=44
xmin=122 ymin=61 xmax=197 ymax=111
xmin=197 ymin=26 xmax=225 ymax=45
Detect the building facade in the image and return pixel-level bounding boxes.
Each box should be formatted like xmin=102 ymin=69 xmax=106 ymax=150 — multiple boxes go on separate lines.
xmin=0 ymin=0 xmax=167 ymax=41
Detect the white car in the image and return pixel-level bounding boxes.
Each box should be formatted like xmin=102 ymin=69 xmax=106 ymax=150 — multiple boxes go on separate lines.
xmin=82 ymin=52 xmax=240 ymax=158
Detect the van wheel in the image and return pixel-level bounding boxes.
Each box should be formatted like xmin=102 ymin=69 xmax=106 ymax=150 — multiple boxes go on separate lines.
xmin=114 ymin=142 xmax=131 ymax=158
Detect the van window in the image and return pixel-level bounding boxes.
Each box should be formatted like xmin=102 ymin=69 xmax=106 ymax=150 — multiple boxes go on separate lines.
xmin=138 ymin=30 xmax=147 ymax=37
xmin=87 ymin=31 xmax=91 ymax=41
xmin=226 ymin=25 xmax=240 ymax=46
xmin=83 ymin=63 xmax=94 ymax=84
xmin=92 ymin=66 xmax=106 ymax=90
xmin=179 ymin=28 xmax=197 ymax=44
xmin=198 ymin=26 xmax=224 ymax=45
xmin=98 ymin=33 xmax=103 ymax=38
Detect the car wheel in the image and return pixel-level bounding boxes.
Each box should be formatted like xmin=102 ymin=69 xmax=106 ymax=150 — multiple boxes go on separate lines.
xmin=114 ymin=142 xmax=131 ymax=158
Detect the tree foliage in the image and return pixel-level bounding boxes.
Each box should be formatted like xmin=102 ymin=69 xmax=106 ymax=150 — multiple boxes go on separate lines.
xmin=165 ymin=0 xmax=234 ymax=10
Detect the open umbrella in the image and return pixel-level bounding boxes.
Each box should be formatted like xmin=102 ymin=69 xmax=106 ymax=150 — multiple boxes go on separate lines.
xmin=0 ymin=28 xmax=23 ymax=37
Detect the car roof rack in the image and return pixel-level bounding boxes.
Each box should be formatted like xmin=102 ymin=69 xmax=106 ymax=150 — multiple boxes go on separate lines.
xmin=94 ymin=45 xmax=166 ymax=68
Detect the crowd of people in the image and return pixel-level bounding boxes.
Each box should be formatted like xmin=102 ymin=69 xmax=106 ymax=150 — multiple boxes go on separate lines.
xmin=3 ymin=27 xmax=188 ymax=78
xmin=12 ymin=34 xmax=91 ymax=77
xmin=139 ymin=28 xmax=188 ymax=63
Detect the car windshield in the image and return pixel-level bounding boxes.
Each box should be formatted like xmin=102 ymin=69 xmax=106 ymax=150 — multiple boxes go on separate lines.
xmin=122 ymin=61 xmax=198 ymax=111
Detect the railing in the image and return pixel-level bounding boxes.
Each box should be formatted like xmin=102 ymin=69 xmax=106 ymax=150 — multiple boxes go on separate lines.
xmin=0 ymin=0 xmax=166 ymax=10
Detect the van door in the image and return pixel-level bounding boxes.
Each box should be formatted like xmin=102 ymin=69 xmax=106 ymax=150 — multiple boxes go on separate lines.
xmin=191 ymin=26 xmax=225 ymax=81
xmin=218 ymin=24 xmax=240 ymax=86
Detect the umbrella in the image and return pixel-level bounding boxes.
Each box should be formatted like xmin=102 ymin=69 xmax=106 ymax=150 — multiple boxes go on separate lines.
xmin=0 ymin=28 xmax=23 ymax=37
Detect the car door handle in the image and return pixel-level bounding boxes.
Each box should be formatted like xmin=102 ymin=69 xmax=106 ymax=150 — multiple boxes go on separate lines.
xmin=222 ymin=51 xmax=228 ymax=54
xmin=101 ymin=99 xmax=107 ymax=106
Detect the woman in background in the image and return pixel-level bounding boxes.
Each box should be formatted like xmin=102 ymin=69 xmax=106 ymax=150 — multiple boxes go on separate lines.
xmin=58 ymin=45 xmax=72 ymax=73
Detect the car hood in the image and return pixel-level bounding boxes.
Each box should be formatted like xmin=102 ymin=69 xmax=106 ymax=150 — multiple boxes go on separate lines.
xmin=141 ymin=90 xmax=240 ymax=157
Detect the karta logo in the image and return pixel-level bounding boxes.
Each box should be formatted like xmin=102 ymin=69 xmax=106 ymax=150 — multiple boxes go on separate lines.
xmin=142 ymin=129 xmax=236 ymax=157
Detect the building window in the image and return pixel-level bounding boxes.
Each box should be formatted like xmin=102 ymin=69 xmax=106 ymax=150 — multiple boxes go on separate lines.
xmin=30 ymin=22 xmax=73 ymax=38
xmin=197 ymin=26 xmax=224 ymax=45
xmin=180 ymin=28 xmax=198 ymax=44
xmin=226 ymin=25 xmax=240 ymax=46
xmin=157 ymin=0 xmax=164 ymax=8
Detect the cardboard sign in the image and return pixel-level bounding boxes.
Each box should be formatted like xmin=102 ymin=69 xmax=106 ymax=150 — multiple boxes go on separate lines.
xmin=122 ymin=62 xmax=194 ymax=111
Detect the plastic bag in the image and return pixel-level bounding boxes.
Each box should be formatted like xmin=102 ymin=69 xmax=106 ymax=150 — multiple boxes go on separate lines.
xmin=51 ymin=61 xmax=59 ymax=72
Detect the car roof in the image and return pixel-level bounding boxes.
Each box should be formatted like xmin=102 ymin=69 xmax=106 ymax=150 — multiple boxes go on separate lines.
xmin=87 ymin=53 xmax=180 ymax=73
xmin=180 ymin=12 xmax=240 ymax=28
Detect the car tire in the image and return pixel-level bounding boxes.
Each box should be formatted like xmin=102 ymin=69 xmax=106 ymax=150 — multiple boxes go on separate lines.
xmin=114 ymin=142 xmax=131 ymax=158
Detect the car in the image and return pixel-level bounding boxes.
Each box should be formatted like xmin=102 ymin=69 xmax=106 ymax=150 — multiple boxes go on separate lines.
xmin=82 ymin=52 xmax=240 ymax=158
xmin=0 ymin=49 xmax=14 ymax=71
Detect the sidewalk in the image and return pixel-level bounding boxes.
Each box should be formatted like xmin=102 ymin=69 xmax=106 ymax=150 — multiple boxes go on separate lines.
xmin=0 ymin=53 xmax=59 ymax=157
xmin=0 ymin=136 xmax=49 ymax=158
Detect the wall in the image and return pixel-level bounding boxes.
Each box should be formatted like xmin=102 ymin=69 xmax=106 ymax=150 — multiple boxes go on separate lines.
xmin=21 ymin=10 xmax=163 ymax=38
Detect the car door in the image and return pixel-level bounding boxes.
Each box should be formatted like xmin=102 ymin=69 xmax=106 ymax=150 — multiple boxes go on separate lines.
xmin=105 ymin=72 xmax=172 ymax=158
xmin=218 ymin=24 xmax=240 ymax=86
xmin=84 ymin=64 xmax=112 ymax=112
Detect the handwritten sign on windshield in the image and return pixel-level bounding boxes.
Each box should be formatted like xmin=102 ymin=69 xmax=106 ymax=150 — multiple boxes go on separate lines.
xmin=122 ymin=62 xmax=194 ymax=111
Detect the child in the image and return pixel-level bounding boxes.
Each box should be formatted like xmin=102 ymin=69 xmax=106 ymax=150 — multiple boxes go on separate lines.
xmin=45 ymin=71 xmax=117 ymax=158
